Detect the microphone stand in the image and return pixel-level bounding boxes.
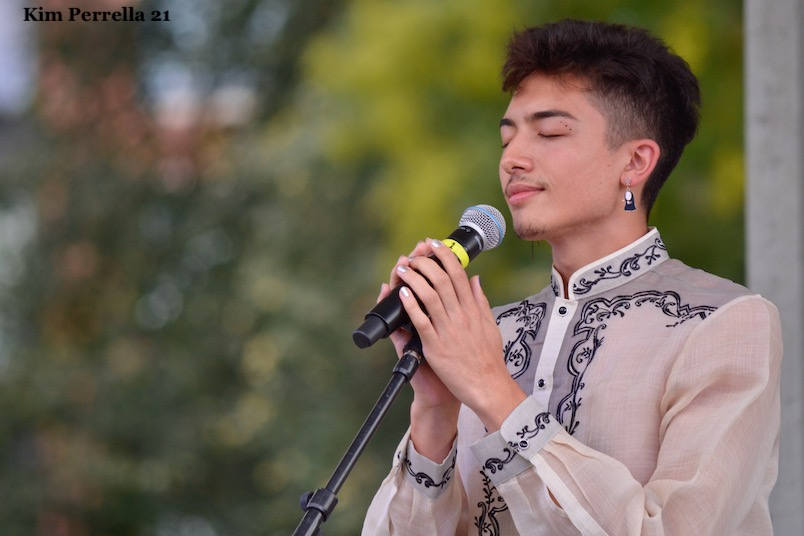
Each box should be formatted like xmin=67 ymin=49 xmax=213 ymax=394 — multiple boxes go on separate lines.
xmin=292 ymin=336 xmax=424 ymax=536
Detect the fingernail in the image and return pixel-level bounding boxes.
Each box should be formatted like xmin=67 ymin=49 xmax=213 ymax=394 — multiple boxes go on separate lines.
xmin=431 ymin=239 xmax=443 ymax=248
xmin=400 ymin=286 xmax=411 ymax=298
xmin=397 ymin=265 xmax=408 ymax=274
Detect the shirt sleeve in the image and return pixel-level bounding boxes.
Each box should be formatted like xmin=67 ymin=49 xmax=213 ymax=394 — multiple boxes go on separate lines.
xmin=471 ymin=295 xmax=782 ymax=535
xmin=362 ymin=429 xmax=469 ymax=535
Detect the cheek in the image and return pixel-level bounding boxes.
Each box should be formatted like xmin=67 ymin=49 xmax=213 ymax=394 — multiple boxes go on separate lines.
xmin=577 ymin=169 xmax=623 ymax=213
xmin=569 ymin=151 xmax=617 ymax=187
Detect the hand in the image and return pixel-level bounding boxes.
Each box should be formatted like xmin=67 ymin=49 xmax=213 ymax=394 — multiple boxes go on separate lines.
xmin=394 ymin=239 xmax=527 ymax=433
xmin=380 ymin=244 xmax=461 ymax=461
xmin=378 ymin=280 xmax=459 ymax=413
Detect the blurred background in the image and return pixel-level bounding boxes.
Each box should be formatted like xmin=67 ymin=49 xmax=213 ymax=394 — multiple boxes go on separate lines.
xmin=0 ymin=0 xmax=746 ymax=534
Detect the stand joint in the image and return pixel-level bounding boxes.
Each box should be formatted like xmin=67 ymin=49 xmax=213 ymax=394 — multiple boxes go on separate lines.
xmin=300 ymin=488 xmax=339 ymax=522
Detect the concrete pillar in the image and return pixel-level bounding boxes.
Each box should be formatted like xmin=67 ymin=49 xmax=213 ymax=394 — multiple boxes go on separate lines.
xmin=745 ymin=0 xmax=804 ymax=533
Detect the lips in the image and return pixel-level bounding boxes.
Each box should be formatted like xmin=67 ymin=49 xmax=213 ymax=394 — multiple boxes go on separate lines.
xmin=505 ymin=182 xmax=544 ymax=205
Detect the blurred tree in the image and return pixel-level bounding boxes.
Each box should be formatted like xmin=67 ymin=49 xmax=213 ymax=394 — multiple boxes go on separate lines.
xmin=0 ymin=0 xmax=745 ymax=534
xmin=0 ymin=0 xmax=390 ymax=535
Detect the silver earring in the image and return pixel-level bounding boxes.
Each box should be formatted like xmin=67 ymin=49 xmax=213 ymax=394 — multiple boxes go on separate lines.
xmin=624 ymin=178 xmax=636 ymax=211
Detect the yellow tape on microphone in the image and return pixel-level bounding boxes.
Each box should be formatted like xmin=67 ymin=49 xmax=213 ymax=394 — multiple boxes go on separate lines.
xmin=442 ymin=238 xmax=470 ymax=268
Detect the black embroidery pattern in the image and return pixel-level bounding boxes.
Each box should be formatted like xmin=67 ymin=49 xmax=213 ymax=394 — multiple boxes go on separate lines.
xmin=475 ymin=470 xmax=508 ymax=536
xmin=550 ymin=276 xmax=561 ymax=297
xmin=473 ymin=411 xmax=551 ymax=535
xmin=496 ymin=300 xmax=547 ymax=379
xmin=573 ymin=238 xmax=667 ymax=296
xmin=481 ymin=446 xmax=518 ymax=475
xmin=556 ymin=290 xmax=717 ymax=435
xmin=515 ymin=411 xmax=552 ymax=446
xmin=403 ymin=452 xmax=456 ymax=491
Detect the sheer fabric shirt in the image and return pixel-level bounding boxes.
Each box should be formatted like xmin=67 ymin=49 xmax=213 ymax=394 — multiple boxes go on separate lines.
xmin=362 ymin=229 xmax=782 ymax=535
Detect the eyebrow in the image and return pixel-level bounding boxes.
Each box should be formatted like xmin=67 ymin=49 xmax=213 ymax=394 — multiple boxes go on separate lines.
xmin=499 ymin=109 xmax=578 ymax=128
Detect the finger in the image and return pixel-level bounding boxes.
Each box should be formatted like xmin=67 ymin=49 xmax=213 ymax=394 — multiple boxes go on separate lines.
xmin=408 ymin=240 xmax=429 ymax=258
xmin=395 ymin=262 xmax=439 ymax=306
xmin=376 ymin=282 xmax=392 ymax=303
xmin=388 ymin=240 xmax=430 ymax=287
xmin=397 ymin=285 xmax=436 ymax=338
xmin=403 ymin=256 xmax=460 ymax=321
xmin=470 ymin=275 xmax=496 ymax=322
xmin=426 ymin=238 xmax=475 ymax=306
xmin=395 ymin=260 xmax=453 ymax=329
xmin=388 ymin=324 xmax=413 ymax=356
xmin=389 ymin=255 xmax=411 ymax=288
xmin=379 ymin=282 xmax=415 ymax=356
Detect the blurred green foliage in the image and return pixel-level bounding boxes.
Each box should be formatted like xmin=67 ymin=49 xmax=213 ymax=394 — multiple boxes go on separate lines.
xmin=0 ymin=0 xmax=743 ymax=534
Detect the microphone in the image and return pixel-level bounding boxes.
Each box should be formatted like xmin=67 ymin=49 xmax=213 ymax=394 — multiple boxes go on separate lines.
xmin=352 ymin=204 xmax=506 ymax=349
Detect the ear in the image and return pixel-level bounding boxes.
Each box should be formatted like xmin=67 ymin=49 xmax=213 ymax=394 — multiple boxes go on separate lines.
xmin=621 ymin=139 xmax=660 ymax=188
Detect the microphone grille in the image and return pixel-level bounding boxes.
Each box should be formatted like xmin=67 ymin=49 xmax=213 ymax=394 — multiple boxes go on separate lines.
xmin=460 ymin=204 xmax=506 ymax=250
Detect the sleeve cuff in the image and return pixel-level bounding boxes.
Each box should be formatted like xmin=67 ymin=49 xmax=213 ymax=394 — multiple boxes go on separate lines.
xmin=470 ymin=396 xmax=561 ymax=487
xmin=401 ymin=436 xmax=458 ymax=500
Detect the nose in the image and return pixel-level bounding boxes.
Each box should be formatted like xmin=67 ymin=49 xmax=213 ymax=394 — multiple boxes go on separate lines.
xmin=500 ymin=137 xmax=532 ymax=175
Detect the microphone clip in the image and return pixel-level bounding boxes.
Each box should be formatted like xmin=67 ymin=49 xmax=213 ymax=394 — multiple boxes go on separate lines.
xmin=395 ymin=331 xmax=424 ymax=381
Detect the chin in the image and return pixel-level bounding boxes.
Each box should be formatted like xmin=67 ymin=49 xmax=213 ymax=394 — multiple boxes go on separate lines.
xmin=513 ymin=222 xmax=548 ymax=241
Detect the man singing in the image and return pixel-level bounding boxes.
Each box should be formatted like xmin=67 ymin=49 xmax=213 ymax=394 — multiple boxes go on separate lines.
xmin=362 ymin=19 xmax=782 ymax=535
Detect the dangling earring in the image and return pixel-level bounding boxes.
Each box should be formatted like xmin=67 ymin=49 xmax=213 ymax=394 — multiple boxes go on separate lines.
xmin=624 ymin=178 xmax=636 ymax=211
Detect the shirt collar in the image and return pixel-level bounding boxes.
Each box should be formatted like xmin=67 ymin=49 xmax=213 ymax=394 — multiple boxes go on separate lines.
xmin=550 ymin=228 xmax=669 ymax=300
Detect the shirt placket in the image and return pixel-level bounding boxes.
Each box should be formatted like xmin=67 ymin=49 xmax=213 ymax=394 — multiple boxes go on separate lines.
xmin=532 ymin=298 xmax=577 ymax=409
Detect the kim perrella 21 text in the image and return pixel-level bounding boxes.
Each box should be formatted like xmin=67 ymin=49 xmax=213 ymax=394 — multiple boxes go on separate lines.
xmin=24 ymin=6 xmax=171 ymax=22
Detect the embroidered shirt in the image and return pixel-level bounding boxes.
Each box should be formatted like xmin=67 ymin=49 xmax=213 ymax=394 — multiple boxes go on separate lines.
xmin=362 ymin=229 xmax=782 ymax=535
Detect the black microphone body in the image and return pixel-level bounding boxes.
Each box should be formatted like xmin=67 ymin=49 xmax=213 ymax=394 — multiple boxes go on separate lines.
xmin=353 ymin=227 xmax=481 ymax=348
xmin=352 ymin=205 xmax=505 ymax=349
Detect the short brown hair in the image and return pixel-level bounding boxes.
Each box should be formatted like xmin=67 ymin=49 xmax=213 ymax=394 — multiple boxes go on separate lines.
xmin=502 ymin=19 xmax=701 ymax=214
